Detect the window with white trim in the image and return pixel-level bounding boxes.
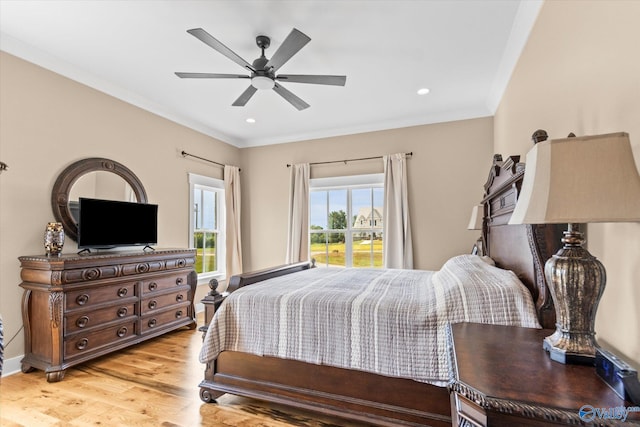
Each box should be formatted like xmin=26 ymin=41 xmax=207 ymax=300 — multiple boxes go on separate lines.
xmin=189 ymin=173 xmax=225 ymax=280
xmin=310 ymin=174 xmax=384 ymax=268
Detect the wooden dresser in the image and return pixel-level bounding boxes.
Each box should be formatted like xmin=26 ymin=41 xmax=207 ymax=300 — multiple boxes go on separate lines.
xmin=448 ymin=323 xmax=640 ymax=426
xmin=19 ymin=249 xmax=197 ymax=382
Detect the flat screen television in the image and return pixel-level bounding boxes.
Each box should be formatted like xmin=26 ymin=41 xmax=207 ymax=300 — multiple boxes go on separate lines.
xmin=78 ymin=197 xmax=158 ymax=249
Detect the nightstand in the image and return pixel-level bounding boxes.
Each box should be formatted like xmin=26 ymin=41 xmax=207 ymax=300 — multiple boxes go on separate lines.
xmin=447 ymin=323 xmax=640 ymax=426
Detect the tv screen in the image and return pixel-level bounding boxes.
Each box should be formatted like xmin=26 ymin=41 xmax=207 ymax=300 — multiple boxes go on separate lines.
xmin=78 ymin=197 xmax=158 ymax=249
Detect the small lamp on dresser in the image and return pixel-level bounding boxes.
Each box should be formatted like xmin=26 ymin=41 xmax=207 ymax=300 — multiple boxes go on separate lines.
xmin=467 ymin=204 xmax=484 ymax=255
xmin=509 ymin=132 xmax=640 ymax=364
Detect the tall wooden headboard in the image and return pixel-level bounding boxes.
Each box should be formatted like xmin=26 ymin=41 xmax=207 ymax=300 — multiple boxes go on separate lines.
xmin=480 ymin=154 xmax=564 ymax=329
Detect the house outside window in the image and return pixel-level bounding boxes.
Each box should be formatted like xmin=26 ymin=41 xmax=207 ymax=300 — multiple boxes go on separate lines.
xmin=188 ymin=173 xmax=225 ymax=280
xmin=310 ymin=174 xmax=383 ymax=268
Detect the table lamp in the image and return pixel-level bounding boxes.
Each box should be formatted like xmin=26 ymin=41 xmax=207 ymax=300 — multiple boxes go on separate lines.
xmin=509 ymin=132 xmax=640 ymax=364
xmin=467 ymin=204 xmax=484 ymax=231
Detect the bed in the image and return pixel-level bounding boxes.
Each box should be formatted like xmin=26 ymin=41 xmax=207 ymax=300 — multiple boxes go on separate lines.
xmin=198 ymin=154 xmax=564 ymax=427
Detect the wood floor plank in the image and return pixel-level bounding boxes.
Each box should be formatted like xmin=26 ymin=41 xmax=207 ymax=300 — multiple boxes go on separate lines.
xmin=0 ymin=314 xmax=369 ymax=426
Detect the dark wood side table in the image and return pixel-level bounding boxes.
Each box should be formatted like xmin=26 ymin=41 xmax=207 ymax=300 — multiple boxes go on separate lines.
xmin=448 ymin=323 xmax=640 ymax=426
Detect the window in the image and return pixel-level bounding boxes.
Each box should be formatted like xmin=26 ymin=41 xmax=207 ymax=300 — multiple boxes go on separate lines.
xmin=189 ymin=173 xmax=225 ymax=280
xmin=310 ymin=174 xmax=384 ymax=268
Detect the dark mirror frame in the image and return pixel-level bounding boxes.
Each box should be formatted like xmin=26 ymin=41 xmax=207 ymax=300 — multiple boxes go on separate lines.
xmin=51 ymin=158 xmax=148 ymax=242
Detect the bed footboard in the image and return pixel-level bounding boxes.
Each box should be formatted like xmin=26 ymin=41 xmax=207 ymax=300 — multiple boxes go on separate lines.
xmin=199 ymin=351 xmax=451 ymax=427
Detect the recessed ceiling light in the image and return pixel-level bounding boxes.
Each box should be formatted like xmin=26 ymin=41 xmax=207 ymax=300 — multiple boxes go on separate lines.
xmin=417 ymin=88 xmax=430 ymax=95
xmin=246 ymin=118 xmax=256 ymax=124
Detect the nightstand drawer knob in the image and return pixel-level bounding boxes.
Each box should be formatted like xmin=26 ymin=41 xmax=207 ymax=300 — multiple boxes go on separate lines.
xmin=148 ymin=282 xmax=157 ymax=291
xmin=76 ymin=338 xmax=89 ymax=350
xmin=117 ymin=307 xmax=128 ymax=317
xmin=148 ymin=300 xmax=157 ymax=310
xmin=76 ymin=294 xmax=89 ymax=305
xmin=117 ymin=287 xmax=128 ymax=297
xmin=176 ymin=294 xmax=184 ymax=302
xmin=175 ymin=277 xmax=184 ymax=286
xmin=116 ymin=327 xmax=128 ymax=338
xmin=148 ymin=318 xmax=157 ymax=328
xmin=175 ymin=310 xmax=183 ymax=319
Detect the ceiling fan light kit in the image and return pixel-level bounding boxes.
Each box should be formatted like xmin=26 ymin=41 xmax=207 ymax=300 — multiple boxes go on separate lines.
xmin=176 ymin=28 xmax=346 ymax=111
xmin=251 ymin=76 xmax=275 ymax=90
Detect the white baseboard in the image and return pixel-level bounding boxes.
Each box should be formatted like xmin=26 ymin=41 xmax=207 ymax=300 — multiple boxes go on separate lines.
xmin=2 ymin=355 xmax=22 ymax=378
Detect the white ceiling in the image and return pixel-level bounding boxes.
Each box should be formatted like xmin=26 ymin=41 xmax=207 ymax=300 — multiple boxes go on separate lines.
xmin=0 ymin=0 xmax=542 ymax=148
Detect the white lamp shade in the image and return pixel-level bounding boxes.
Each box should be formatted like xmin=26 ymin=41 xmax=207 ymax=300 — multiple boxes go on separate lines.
xmin=509 ymin=132 xmax=640 ymax=224
xmin=467 ymin=205 xmax=484 ymax=230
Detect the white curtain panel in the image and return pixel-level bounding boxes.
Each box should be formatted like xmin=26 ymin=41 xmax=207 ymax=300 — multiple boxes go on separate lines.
xmin=224 ymin=165 xmax=243 ymax=277
xmin=285 ymin=163 xmax=310 ymax=263
xmin=383 ymin=153 xmax=414 ymax=269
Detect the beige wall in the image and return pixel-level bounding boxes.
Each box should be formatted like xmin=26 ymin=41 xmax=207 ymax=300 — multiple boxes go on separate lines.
xmin=0 ymin=52 xmax=240 ymax=361
xmin=240 ymin=118 xmax=494 ymax=272
xmin=495 ymin=0 xmax=640 ymax=368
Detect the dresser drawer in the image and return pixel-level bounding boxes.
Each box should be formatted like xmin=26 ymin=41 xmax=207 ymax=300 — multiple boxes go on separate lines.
xmin=65 ymin=321 xmax=137 ymax=359
xmin=141 ymin=304 xmax=191 ymax=334
xmin=141 ymin=287 xmax=190 ymax=314
xmin=140 ymin=272 xmax=189 ymax=294
xmin=454 ymin=394 xmax=486 ymax=427
xmin=65 ymin=302 xmax=137 ymax=334
xmin=66 ymin=282 xmax=136 ymax=310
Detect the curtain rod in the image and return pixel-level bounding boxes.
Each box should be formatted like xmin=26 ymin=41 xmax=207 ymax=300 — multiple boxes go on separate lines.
xmin=181 ymin=151 xmax=241 ymax=171
xmin=286 ymin=152 xmax=412 ymax=168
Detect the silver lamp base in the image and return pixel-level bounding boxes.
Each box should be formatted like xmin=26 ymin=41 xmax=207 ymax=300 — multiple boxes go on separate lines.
xmin=543 ymin=224 xmax=606 ymax=365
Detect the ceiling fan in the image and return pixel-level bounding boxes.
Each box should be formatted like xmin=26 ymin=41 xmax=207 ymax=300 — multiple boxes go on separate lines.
xmin=175 ymin=28 xmax=347 ymax=111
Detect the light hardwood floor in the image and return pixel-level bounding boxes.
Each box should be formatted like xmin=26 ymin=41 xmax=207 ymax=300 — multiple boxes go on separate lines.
xmin=0 ymin=314 xmax=369 ymax=427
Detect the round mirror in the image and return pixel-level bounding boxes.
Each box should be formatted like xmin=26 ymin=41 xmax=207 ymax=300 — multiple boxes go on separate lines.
xmin=51 ymin=158 xmax=147 ymax=242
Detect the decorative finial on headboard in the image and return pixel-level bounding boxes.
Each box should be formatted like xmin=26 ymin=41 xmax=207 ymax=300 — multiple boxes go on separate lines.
xmin=531 ymin=129 xmax=548 ymax=144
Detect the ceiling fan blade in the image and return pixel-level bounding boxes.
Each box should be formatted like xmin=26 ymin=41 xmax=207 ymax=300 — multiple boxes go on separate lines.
xmin=175 ymin=72 xmax=250 ymax=79
xmin=187 ymin=28 xmax=255 ymax=72
xmin=232 ymin=85 xmax=258 ymax=107
xmin=273 ymin=83 xmax=310 ymax=111
xmin=266 ymin=28 xmax=311 ymax=72
xmin=276 ymin=74 xmax=346 ymax=86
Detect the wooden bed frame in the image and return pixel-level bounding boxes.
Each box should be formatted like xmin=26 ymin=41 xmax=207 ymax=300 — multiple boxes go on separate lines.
xmin=198 ymin=154 xmax=564 ymax=427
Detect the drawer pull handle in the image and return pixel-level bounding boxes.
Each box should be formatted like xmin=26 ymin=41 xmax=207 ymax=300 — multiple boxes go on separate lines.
xmin=148 ymin=282 xmax=157 ymax=291
xmin=76 ymin=338 xmax=89 ymax=350
xmin=177 ymin=259 xmax=186 ymax=268
xmin=176 ymin=294 xmax=184 ymax=302
xmin=76 ymin=316 xmax=89 ymax=328
xmin=117 ymin=307 xmax=128 ymax=317
xmin=175 ymin=310 xmax=183 ymax=319
xmin=148 ymin=318 xmax=157 ymax=328
xmin=175 ymin=277 xmax=184 ymax=286
xmin=117 ymin=327 xmax=128 ymax=338
xmin=148 ymin=300 xmax=157 ymax=310
xmin=76 ymin=294 xmax=89 ymax=305
xmin=118 ymin=287 xmax=128 ymax=297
